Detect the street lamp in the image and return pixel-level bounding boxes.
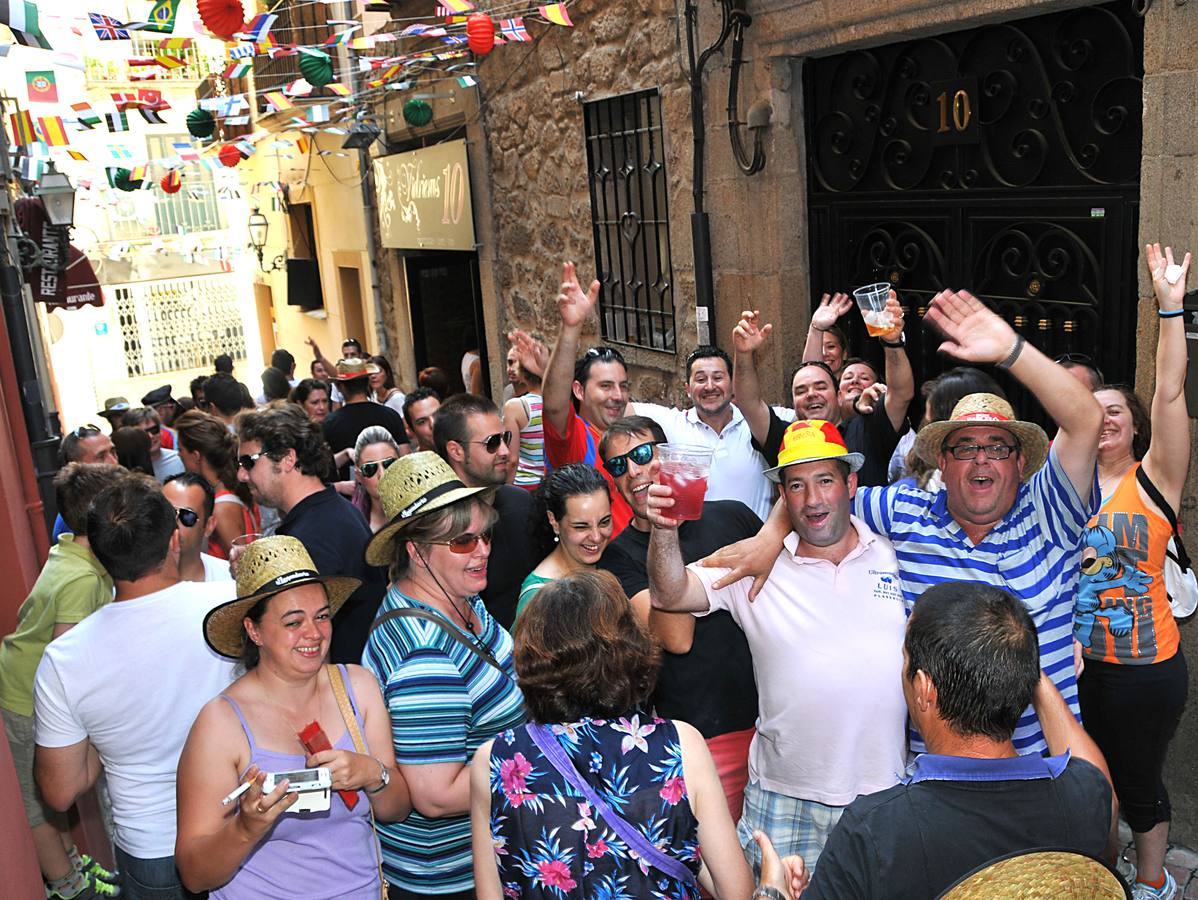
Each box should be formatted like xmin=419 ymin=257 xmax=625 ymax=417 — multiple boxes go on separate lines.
xmin=35 ymin=162 xmax=76 ymax=227
xmin=247 ymin=207 xmax=285 ymax=272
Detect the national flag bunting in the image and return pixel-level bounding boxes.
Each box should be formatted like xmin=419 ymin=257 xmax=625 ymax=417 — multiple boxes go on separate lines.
xmin=138 ymin=89 xmax=168 ymax=109
xmin=19 ymin=156 xmax=45 ymax=180
xmin=499 ymin=18 xmax=531 ymax=41
xmin=435 ymin=0 xmax=475 ymax=12
xmin=2 ymin=0 xmax=51 ymax=49
xmin=158 ymin=37 xmax=191 ymax=50
xmin=36 ymin=116 xmax=69 ymax=146
xmin=139 ymin=108 xmax=167 ymax=124
xmin=89 ymin=12 xmax=129 ymax=39
xmin=26 ymin=70 xmax=57 ymax=102
xmin=539 ymin=3 xmax=573 ymax=26
xmin=263 ymin=91 xmax=295 ymax=111
xmin=71 ymin=102 xmax=100 ymax=127
xmin=8 ymin=108 xmax=37 ymax=146
xmin=323 ymin=26 xmax=360 ymax=47
xmin=223 ymin=61 xmax=251 ymax=78
xmin=240 ymin=12 xmax=276 ymax=42
xmin=111 ymin=92 xmax=141 ymax=111
xmin=107 ymin=143 xmax=132 ymax=160
xmin=326 ymin=83 xmax=351 ymax=97
xmin=227 ymin=42 xmax=254 ymax=58
xmin=105 ymin=111 xmax=129 ymax=132
xmin=141 ymin=0 xmax=180 ymax=34
xmin=130 ymin=71 xmax=158 ymax=81
xmin=155 ymin=54 xmax=186 ymax=68
xmin=172 ymin=141 xmax=199 ymax=161
xmin=161 ymin=168 xmax=181 ymax=192
xmin=65 ymin=150 xmax=88 ymax=161
xmin=457 ymin=74 xmax=477 ymax=87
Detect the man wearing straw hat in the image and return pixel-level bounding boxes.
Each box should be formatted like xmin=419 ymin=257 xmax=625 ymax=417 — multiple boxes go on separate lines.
xmin=647 ymin=418 xmax=908 ymax=872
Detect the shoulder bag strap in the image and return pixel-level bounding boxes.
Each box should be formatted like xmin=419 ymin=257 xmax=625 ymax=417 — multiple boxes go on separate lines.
xmin=1136 ymin=466 xmax=1192 ymax=570
xmin=370 ymin=607 xmax=511 ymax=679
xmin=524 ymin=722 xmax=699 ymax=890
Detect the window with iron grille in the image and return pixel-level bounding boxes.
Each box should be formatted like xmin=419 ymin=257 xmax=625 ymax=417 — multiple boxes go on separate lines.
xmin=583 ymin=89 xmax=676 ymax=352
xmin=146 ymin=134 xmax=225 ymax=234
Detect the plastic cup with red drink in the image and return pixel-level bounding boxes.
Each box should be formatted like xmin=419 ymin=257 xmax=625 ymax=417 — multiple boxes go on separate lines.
xmin=656 ymin=444 xmax=714 ymax=522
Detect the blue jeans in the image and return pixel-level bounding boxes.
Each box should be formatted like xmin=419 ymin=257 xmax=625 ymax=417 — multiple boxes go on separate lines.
xmin=114 ymin=845 xmax=204 ymax=900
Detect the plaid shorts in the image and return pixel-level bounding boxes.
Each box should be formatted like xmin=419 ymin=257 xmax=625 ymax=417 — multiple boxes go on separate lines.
xmin=737 ymin=780 xmax=846 ymax=875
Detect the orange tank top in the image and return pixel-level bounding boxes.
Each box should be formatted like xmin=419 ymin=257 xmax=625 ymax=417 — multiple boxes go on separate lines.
xmin=1075 ymin=463 xmax=1179 ymax=665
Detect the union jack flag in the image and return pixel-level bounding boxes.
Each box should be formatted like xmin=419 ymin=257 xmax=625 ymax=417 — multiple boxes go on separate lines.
xmin=89 ymin=12 xmax=130 ymax=40
xmin=498 ymin=18 xmax=531 ymax=42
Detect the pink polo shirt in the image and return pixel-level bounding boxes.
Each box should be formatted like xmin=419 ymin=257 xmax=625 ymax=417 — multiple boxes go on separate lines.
xmin=689 ymin=516 xmax=909 ymax=806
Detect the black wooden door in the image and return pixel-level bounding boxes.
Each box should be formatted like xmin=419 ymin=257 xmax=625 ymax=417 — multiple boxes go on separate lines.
xmin=805 ymin=1 xmax=1144 ymax=423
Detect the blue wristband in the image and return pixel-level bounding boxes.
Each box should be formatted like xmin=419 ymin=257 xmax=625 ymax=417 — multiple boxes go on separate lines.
xmin=1159 ymin=308 xmax=1184 ymax=318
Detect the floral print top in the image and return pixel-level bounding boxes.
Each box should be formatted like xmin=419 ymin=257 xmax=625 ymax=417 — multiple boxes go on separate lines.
xmin=487 ymin=714 xmax=702 ymax=899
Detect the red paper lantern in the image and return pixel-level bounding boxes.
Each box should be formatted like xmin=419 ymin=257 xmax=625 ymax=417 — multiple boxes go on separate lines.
xmin=160 ymin=171 xmax=182 ymax=193
xmin=197 ymin=0 xmax=246 ymax=40
xmin=466 ymin=13 xmax=494 ymax=55
xmin=218 ymin=144 xmax=242 ymax=167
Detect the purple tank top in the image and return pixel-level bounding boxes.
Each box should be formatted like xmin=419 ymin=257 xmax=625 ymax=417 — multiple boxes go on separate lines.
xmin=212 ymin=665 xmax=382 ymax=899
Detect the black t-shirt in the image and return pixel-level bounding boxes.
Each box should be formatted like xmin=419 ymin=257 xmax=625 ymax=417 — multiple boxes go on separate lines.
xmin=322 ymin=401 xmax=410 ymax=481
xmin=598 ymin=499 xmax=761 ymax=738
xmin=806 ymin=757 xmax=1112 ymax=899
xmin=276 ymin=485 xmax=386 ymax=665
xmin=752 ymin=406 xmax=903 ymax=488
xmin=481 ymin=485 xmax=537 ymax=631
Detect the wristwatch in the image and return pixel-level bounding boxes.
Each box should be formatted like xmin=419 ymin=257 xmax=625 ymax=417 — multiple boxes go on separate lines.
xmin=881 ymin=331 xmax=905 ymax=348
xmin=365 ymin=759 xmax=389 ymax=794
xmin=753 ymin=887 xmax=787 ymax=900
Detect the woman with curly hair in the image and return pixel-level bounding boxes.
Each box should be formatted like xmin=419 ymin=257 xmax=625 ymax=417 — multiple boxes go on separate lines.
xmin=175 ymin=409 xmax=261 ymax=559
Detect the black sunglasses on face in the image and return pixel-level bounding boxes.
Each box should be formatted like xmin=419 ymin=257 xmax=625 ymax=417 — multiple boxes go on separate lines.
xmin=140 ymin=423 xmax=161 ymax=436
xmin=238 ymin=452 xmax=267 ymax=471
xmin=359 ymin=456 xmax=398 ymax=478
xmin=472 ymin=431 xmax=512 ymax=454
xmin=429 ymin=527 xmax=495 ymax=554
xmin=175 ymin=507 xmax=200 ymax=528
xmin=603 ymin=440 xmax=657 ymax=477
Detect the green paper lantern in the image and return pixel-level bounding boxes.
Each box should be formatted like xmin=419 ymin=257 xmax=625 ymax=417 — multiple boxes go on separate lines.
xmin=111 ymin=168 xmax=139 ymax=192
xmin=299 ymin=52 xmax=334 ymax=87
xmin=403 ymin=98 xmax=433 ymax=128
xmin=187 ymin=107 xmax=215 ymax=139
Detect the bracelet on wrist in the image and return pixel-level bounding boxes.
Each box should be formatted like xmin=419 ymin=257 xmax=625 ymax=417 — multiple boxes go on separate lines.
xmin=996 ymin=334 xmax=1026 ymax=371
xmin=753 ymin=887 xmax=787 ymax=900
xmin=881 ymin=337 xmax=904 ymax=348
xmin=1159 ymin=308 xmax=1184 ymax=319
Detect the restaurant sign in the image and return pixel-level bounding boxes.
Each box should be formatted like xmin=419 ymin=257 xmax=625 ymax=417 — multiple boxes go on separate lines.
xmin=373 ymin=139 xmax=476 ymax=251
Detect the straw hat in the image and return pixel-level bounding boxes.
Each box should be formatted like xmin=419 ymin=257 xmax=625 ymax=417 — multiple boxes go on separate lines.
xmin=334 ymin=357 xmax=381 ymax=381
xmin=364 ymin=451 xmax=492 ymax=566
xmin=940 ymin=849 xmax=1127 ymax=898
xmin=98 ymin=397 xmax=130 ymax=420
xmin=762 ymin=420 xmax=864 ymax=483
xmin=202 ymin=535 xmax=361 ymax=658
xmin=913 ymin=393 xmax=1048 ymax=479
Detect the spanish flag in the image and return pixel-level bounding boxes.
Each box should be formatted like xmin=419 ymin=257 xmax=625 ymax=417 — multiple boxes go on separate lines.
xmin=36 ymin=116 xmax=69 ymax=146
xmin=7 ymin=108 xmax=36 ymax=146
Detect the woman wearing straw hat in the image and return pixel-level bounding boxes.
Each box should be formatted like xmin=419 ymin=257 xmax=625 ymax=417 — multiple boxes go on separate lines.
xmin=175 ymin=536 xmax=410 ymax=898
xmin=361 ymin=452 xmax=526 ymax=899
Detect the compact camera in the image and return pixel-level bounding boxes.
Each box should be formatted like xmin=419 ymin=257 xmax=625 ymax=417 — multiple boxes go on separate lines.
xmin=262 ymin=767 xmax=332 ymax=814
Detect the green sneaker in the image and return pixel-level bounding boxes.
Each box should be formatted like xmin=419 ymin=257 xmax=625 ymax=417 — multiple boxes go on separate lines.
xmin=79 ymin=855 xmax=119 ymax=885
xmin=47 ymin=874 xmax=121 ymax=900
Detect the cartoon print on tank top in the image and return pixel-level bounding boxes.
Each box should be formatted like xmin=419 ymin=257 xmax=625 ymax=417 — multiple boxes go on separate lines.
xmin=1074 ymin=514 xmax=1152 ymax=652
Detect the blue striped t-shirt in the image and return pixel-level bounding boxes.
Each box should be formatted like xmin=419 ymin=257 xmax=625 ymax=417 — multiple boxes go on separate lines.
xmin=362 ymin=586 xmax=526 ymax=893
xmin=854 ymin=446 xmax=1098 ymax=755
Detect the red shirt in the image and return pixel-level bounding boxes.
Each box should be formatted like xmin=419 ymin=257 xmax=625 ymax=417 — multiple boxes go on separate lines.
xmin=543 ymin=404 xmax=633 ymax=536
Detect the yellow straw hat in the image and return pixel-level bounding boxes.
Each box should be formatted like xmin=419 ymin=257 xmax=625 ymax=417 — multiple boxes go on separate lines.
xmin=762 ymin=419 xmax=864 ymax=483
xmin=202 ymin=535 xmax=360 ymax=658
xmin=913 ymin=393 xmax=1048 ymax=480
xmin=334 ymin=357 xmax=381 ymax=381
xmin=940 ymin=849 xmax=1128 ymax=898
xmin=364 ymin=451 xmax=492 ymax=567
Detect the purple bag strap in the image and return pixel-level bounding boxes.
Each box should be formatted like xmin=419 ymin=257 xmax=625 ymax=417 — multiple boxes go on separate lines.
xmin=525 ymin=723 xmax=699 ymax=889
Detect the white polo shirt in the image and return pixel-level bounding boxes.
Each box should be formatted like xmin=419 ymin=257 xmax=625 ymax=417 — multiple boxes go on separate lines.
xmin=689 ymin=517 xmax=908 ymax=806
xmin=632 ymin=402 xmax=774 ymax=521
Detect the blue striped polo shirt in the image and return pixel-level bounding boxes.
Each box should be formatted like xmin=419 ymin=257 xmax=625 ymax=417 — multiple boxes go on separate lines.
xmin=362 ymin=586 xmax=526 ymax=893
xmin=854 ymin=446 xmax=1098 ymax=755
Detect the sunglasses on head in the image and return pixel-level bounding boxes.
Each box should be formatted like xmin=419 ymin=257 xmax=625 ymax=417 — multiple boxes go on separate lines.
xmin=429 ymin=527 xmax=494 ymax=554
xmin=1053 ymin=353 xmax=1105 ymax=383
xmin=175 ymin=507 xmax=199 ymax=528
xmin=603 ymin=440 xmax=657 ymax=477
xmin=73 ymin=424 xmax=102 ymax=438
xmin=359 ymin=456 xmax=398 ymax=478
xmin=473 ymin=431 xmax=512 ymax=454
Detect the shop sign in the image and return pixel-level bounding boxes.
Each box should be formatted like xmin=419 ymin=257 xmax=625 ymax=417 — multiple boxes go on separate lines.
xmin=373 ymin=139 xmax=475 ymax=251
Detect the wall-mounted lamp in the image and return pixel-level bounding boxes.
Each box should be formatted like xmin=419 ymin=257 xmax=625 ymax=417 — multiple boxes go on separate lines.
xmin=35 ymin=162 xmax=76 ymax=227
xmin=248 ymin=207 xmax=285 ymax=272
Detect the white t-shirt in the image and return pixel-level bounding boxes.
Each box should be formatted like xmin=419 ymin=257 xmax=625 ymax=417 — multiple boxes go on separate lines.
xmin=34 ymin=580 xmax=237 ymax=858
xmin=690 ymin=518 xmax=909 ymax=806
xmin=151 ymin=448 xmax=185 ymax=484
xmin=200 ymin=552 xmax=233 ymax=582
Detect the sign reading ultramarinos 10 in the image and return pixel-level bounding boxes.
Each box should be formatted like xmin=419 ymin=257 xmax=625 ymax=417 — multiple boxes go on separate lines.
xmin=373 ymin=139 xmax=476 ymax=251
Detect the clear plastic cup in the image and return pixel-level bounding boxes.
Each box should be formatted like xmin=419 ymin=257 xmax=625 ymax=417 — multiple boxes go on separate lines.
xmin=655 ymin=444 xmax=714 ymax=521
xmin=228 ymin=532 xmax=264 ymax=577
xmin=853 ymin=283 xmax=894 ymax=337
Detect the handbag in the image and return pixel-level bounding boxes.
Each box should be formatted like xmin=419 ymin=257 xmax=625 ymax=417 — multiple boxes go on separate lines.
xmin=1136 ymin=466 xmax=1198 ymax=619
xmin=327 ymin=664 xmax=388 ymax=899
xmin=370 ymin=606 xmax=512 ymax=679
xmin=525 ymin=722 xmax=700 ymax=890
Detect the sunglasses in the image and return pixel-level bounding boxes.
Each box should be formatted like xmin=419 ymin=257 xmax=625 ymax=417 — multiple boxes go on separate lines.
xmin=359 ymin=457 xmax=398 ymax=478
xmin=585 ymin=346 xmax=624 ymax=361
xmin=175 ymin=507 xmax=199 ymax=528
xmin=1053 ymin=353 xmax=1105 ymax=383
xmin=602 ymin=440 xmax=657 ymax=477
xmin=429 ymin=527 xmax=494 ymax=554
xmin=237 ymin=452 xmax=268 ymax=471
xmin=472 ymin=431 xmax=512 ymax=454
xmin=139 ymin=423 xmax=161 ymax=436
xmin=73 ymin=424 xmax=102 ymax=438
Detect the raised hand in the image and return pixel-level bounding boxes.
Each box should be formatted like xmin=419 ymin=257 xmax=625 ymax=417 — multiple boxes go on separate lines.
xmin=878 ymin=291 xmax=905 ymax=342
xmin=811 ymin=292 xmax=853 ymax=332
xmin=556 ymin=261 xmax=600 ymax=329
xmin=508 ymin=329 xmax=549 ymax=378
xmin=1146 ymin=243 xmax=1191 ymax=311
xmin=732 ymin=310 xmax=774 ymax=354
xmin=924 ymin=289 xmax=1017 ymax=364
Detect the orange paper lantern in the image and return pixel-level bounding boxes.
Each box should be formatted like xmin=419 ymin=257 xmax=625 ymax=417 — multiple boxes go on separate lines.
xmin=197 ymin=0 xmax=246 ymax=41
xmin=466 ymin=13 xmax=494 ymax=55
xmin=218 ymin=144 xmax=242 ymax=167
xmin=160 ymin=170 xmax=182 ymax=193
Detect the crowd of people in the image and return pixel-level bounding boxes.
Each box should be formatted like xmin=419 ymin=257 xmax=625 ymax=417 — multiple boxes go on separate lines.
xmin=0 ymin=242 xmax=1192 ymax=900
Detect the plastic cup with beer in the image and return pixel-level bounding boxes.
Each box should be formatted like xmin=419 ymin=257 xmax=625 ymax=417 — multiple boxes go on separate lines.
xmin=853 ymin=283 xmax=894 ymax=337
xmin=655 ymin=444 xmax=714 ymax=522
xmin=229 ymin=532 xmax=264 ymax=577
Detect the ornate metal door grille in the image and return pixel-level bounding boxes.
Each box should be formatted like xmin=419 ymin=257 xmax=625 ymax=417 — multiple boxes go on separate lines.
xmin=805 ymin=1 xmax=1143 ymax=423
xmin=584 ymin=89 xmax=677 ymax=352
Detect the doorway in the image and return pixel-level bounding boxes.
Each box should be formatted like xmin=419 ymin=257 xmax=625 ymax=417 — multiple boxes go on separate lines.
xmin=404 ymin=252 xmax=489 ymax=397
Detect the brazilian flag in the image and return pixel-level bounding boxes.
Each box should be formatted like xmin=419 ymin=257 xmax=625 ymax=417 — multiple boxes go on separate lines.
xmin=141 ymin=0 xmax=179 ymax=34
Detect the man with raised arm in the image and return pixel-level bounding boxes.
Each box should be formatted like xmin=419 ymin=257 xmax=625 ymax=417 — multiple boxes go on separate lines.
xmin=732 ymin=291 xmax=914 ymax=487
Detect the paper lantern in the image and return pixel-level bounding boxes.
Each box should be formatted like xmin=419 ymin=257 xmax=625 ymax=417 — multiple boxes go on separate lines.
xmin=161 ymin=171 xmax=182 ymax=194
xmin=298 ymin=52 xmax=334 ymax=87
xmin=218 ymin=144 xmax=242 ymax=167
xmin=112 ymin=169 xmax=138 ymax=192
xmin=197 ymin=0 xmax=246 ymax=40
xmin=403 ymin=98 xmax=433 ymax=127
xmin=186 ymin=108 xmax=215 ymax=139
xmin=466 ymin=12 xmax=494 ymax=55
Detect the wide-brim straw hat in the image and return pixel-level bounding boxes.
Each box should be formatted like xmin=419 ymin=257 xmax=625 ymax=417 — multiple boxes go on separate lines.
xmin=940 ymin=849 xmax=1128 ymax=898
xmin=364 ymin=451 xmax=491 ymax=567
xmin=913 ymin=392 xmax=1048 ymax=480
xmin=334 ymin=357 xmax=381 ymax=381
xmin=762 ymin=419 xmax=864 ymax=483
xmin=203 ymin=535 xmax=360 ymax=658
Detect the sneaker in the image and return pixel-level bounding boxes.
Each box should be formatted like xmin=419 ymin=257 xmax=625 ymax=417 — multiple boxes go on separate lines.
xmin=79 ymin=855 xmax=119 ymax=885
xmin=47 ymin=874 xmax=121 ymax=900
xmin=1116 ymin=854 xmax=1137 ymax=886
xmin=1132 ymin=870 xmax=1178 ymax=900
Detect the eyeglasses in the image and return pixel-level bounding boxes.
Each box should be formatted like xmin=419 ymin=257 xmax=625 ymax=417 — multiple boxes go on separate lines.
xmin=139 ymin=423 xmax=161 ymax=436
xmin=72 ymin=424 xmax=102 ymax=438
xmin=944 ymin=443 xmax=1019 ymax=461
xmin=1053 ymin=353 xmax=1105 ymax=384
xmin=472 ymin=431 xmax=512 ymax=454
xmin=175 ymin=507 xmax=199 ymax=528
xmin=358 ymin=457 xmax=398 ymax=478
xmin=602 ymin=440 xmax=657 ymax=477
xmin=429 ymin=528 xmax=494 ymax=554
xmin=237 ymin=452 xmax=268 ymax=471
